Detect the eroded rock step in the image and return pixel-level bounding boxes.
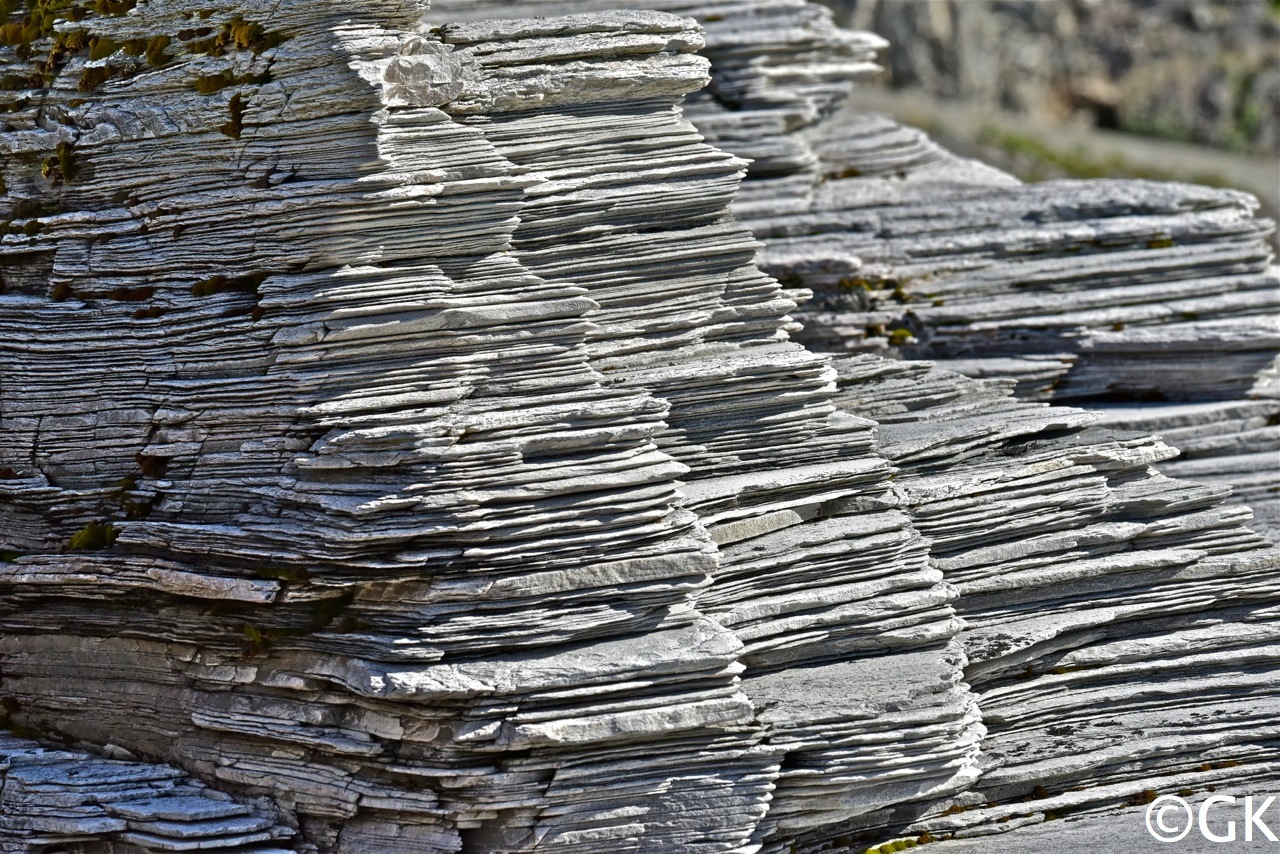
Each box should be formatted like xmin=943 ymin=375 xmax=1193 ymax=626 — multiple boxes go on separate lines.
xmin=0 ymin=734 xmax=294 ymax=853
xmin=1 ymin=1 xmax=1277 ymax=851
xmin=433 ymin=8 xmax=980 ymax=847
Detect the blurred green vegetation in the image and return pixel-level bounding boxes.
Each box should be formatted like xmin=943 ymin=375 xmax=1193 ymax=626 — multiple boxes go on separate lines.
xmin=975 ymin=127 xmax=1232 ymax=189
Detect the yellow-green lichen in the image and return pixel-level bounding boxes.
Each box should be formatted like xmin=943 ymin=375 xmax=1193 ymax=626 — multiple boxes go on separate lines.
xmin=40 ymin=140 xmax=77 ymax=183
xmin=185 ymin=16 xmax=288 ymax=57
xmin=67 ymin=521 xmax=119 ymax=551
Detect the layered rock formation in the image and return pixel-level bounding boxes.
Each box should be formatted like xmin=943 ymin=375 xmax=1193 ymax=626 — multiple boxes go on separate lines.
xmin=0 ymin=1 xmax=1277 ymax=852
xmin=0 ymin=734 xmax=298 ymax=852
xmin=432 ymin=9 xmax=982 ymax=845
xmin=645 ymin=0 xmax=1280 ymax=544
xmin=1 ymin=5 xmax=776 ymax=850
xmin=826 ymin=355 xmax=1280 ymax=846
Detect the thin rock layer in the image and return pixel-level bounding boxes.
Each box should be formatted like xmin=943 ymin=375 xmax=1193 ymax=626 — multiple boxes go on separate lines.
xmin=0 ymin=2 xmax=1278 ymax=853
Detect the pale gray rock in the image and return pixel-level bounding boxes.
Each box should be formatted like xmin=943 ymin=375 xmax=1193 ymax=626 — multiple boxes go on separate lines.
xmin=1 ymin=1 xmax=1277 ymax=853
xmin=0 ymin=735 xmax=293 ymax=852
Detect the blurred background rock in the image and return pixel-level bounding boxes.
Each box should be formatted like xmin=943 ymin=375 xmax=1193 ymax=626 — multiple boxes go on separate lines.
xmin=822 ymin=0 xmax=1280 ymax=232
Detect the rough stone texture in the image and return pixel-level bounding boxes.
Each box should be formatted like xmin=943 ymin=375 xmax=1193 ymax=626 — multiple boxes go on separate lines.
xmin=1 ymin=5 xmax=774 ymax=851
xmin=0 ymin=1 xmax=1277 ymax=853
xmin=0 ymin=734 xmax=296 ymax=853
xmin=823 ymin=354 xmax=1280 ymax=846
xmin=659 ymin=0 xmax=1280 ymax=545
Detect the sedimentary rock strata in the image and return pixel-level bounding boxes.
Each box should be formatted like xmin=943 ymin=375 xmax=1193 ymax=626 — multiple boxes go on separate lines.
xmin=660 ymin=0 xmax=1280 ymax=542
xmin=1 ymin=5 xmax=773 ymax=851
xmin=432 ymin=12 xmax=987 ymax=847
xmin=0 ymin=1 xmax=1276 ymax=852
xmin=0 ymin=734 xmax=297 ymax=852
xmin=825 ymin=355 xmax=1280 ymax=841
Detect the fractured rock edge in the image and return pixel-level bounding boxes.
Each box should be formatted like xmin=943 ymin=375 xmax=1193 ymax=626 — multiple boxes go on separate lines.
xmin=0 ymin=1 xmax=1276 ymax=852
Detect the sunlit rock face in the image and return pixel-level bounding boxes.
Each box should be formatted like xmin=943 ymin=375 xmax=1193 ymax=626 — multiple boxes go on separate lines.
xmin=0 ymin=1 xmax=1277 ymax=852
xmin=0 ymin=5 xmax=772 ymax=851
xmin=438 ymin=1 xmax=1280 ymax=848
xmin=677 ymin=3 xmax=1280 ymax=542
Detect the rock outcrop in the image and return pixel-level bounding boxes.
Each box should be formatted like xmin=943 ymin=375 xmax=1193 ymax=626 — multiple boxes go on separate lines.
xmin=0 ymin=734 xmax=298 ymax=852
xmin=0 ymin=1 xmax=1276 ymax=852
xmin=650 ymin=0 xmax=1280 ymax=545
xmin=433 ymin=9 xmax=981 ymax=846
xmin=1 ymin=5 xmax=774 ymax=851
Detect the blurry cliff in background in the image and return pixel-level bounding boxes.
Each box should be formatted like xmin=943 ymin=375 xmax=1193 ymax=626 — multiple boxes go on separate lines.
xmin=821 ymin=0 xmax=1280 ymax=241
xmin=825 ymin=0 xmax=1280 ymax=156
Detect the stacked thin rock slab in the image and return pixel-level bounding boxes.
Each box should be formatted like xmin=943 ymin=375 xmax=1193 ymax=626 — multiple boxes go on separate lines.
xmin=2 ymin=4 xmax=777 ymax=851
xmin=0 ymin=1 xmax=980 ymax=850
xmin=445 ymin=0 xmax=1280 ymax=848
xmin=679 ymin=3 xmax=1280 ymax=845
xmin=432 ymin=7 xmax=983 ymax=846
xmin=0 ymin=734 xmax=296 ymax=853
xmin=1 ymin=1 xmax=1278 ymax=852
xmin=413 ymin=1 xmax=1280 ymax=848
xmin=651 ymin=1 xmax=1280 ymax=539
xmin=819 ymin=355 xmax=1280 ymax=846
xmin=1094 ymin=399 xmax=1280 ymax=541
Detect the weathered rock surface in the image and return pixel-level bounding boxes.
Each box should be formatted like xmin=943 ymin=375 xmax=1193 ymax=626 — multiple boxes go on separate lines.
xmin=0 ymin=734 xmax=296 ymax=853
xmin=824 ymin=354 xmax=1280 ymax=845
xmin=659 ymin=0 xmax=1280 ymax=549
xmin=1 ymin=5 xmax=774 ymax=851
xmin=0 ymin=1 xmax=1276 ymax=852
xmin=433 ymin=6 xmax=983 ymax=845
